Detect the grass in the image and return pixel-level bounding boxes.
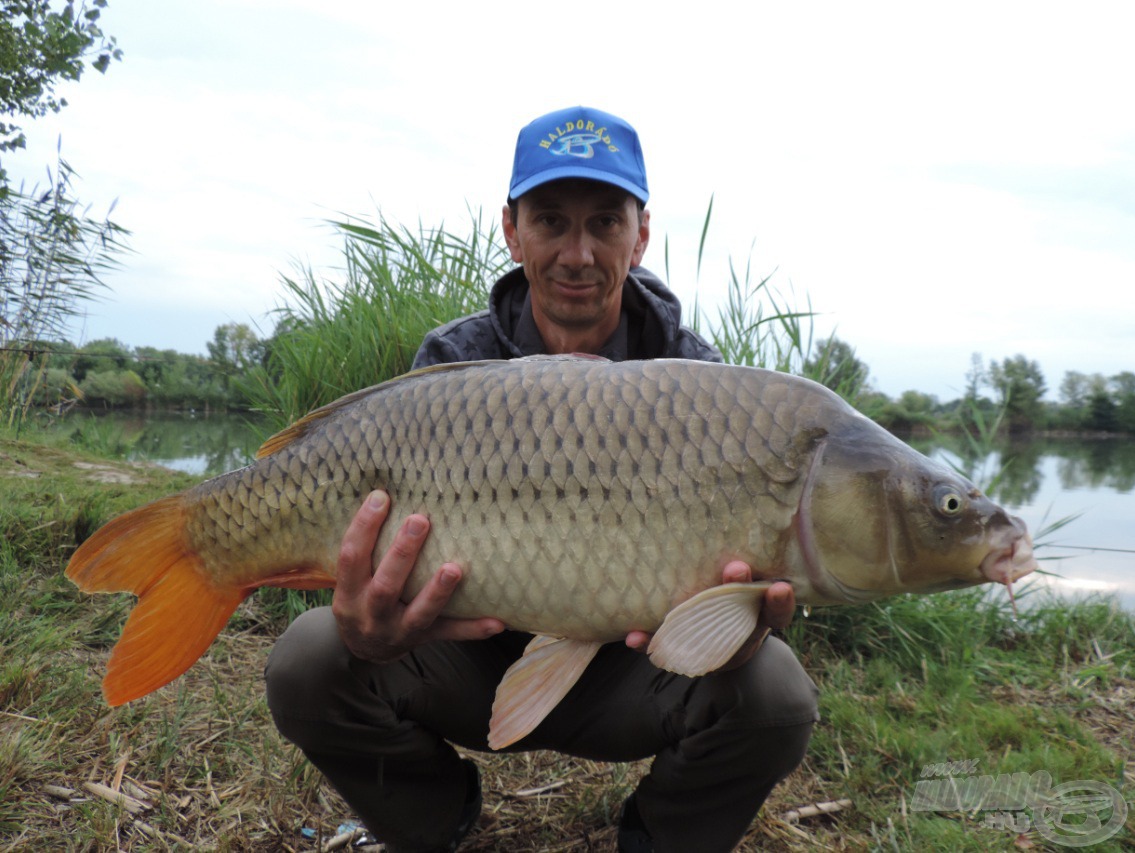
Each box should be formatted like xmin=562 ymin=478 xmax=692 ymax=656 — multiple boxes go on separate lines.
xmin=239 ymin=210 xmax=509 ymax=433
xmin=677 ymin=196 xmax=819 ymax=376
xmin=2 ymin=431 xmax=1132 ymax=850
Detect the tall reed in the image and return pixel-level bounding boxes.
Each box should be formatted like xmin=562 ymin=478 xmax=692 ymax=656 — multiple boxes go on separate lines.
xmin=238 ymin=210 xmax=510 ymax=432
xmin=675 ymin=197 xmax=817 ymax=374
xmin=0 ymin=155 xmax=126 ymax=428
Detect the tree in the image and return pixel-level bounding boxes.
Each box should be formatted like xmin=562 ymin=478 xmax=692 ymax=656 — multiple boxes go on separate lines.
xmin=71 ymin=336 xmax=129 ymax=380
xmin=1111 ymin=371 xmax=1135 ymax=434
xmin=963 ymin=353 xmax=987 ymax=404
xmin=0 ymin=0 xmax=122 ymax=157
xmin=987 ymin=355 xmax=1047 ymax=432
xmin=1112 ymin=371 xmax=1135 ymax=398
xmin=207 ymin=322 xmax=263 ymax=395
xmin=1059 ymin=370 xmax=1092 ymax=409
xmin=803 ymin=335 xmax=870 ymax=401
xmin=1085 ymin=388 xmax=1117 ymax=432
xmin=898 ymin=389 xmax=938 ymax=414
xmin=78 ymin=366 xmax=145 ymax=406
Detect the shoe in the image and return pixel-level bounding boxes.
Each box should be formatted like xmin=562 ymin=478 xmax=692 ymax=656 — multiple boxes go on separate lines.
xmin=447 ymin=759 xmax=482 ymax=851
xmin=617 ymin=792 xmax=654 ymax=853
xmin=385 ymin=758 xmax=482 ymax=852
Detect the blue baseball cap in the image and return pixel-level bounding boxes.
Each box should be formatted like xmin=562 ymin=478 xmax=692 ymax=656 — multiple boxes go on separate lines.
xmin=509 ymin=106 xmax=649 ymax=204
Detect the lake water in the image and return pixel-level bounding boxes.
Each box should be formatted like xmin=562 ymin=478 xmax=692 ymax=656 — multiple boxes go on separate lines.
xmin=45 ymin=410 xmax=267 ymax=477
xmin=50 ymin=411 xmax=1135 ymax=611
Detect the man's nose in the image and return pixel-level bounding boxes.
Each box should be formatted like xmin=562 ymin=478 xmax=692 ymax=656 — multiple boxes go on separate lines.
xmin=558 ymin=227 xmax=595 ymax=268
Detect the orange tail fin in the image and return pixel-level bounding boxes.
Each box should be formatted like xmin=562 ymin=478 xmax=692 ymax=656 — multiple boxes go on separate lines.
xmin=65 ymin=495 xmax=248 ymax=706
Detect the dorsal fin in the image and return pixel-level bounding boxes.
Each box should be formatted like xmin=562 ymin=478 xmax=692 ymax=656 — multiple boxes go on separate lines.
xmin=255 ymin=360 xmax=506 ymax=458
xmin=514 ymin=353 xmax=612 ymax=363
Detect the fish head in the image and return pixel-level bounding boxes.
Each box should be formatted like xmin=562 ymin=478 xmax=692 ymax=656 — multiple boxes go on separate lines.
xmin=798 ymin=417 xmax=1037 ymax=604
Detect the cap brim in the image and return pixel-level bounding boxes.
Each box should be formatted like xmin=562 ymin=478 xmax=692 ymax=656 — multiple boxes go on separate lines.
xmin=510 ymin=165 xmax=649 ymax=204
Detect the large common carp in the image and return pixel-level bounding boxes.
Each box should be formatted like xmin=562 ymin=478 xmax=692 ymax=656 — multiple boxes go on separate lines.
xmin=66 ymin=357 xmax=1036 ymax=748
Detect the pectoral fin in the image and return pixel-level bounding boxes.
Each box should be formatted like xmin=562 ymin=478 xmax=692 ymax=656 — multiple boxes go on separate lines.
xmin=647 ymin=582 xmax=773 ymax=675
xmin=488 ymin=636 xmax=603 ymax=750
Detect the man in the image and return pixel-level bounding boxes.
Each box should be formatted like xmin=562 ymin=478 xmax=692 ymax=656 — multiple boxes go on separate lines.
xmin=265 ymin=106 xmax=819 ymax=853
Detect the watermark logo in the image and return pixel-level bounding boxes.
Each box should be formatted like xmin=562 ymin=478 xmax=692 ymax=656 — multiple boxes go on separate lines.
xmin=911 ymin=760 xmax=1128 ymax=847
xmin=1033 ymin=780 xmax=1128 ymax=848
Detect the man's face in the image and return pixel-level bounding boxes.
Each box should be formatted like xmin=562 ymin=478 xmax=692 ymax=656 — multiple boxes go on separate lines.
xmin=503 ymin=179 xmax=650 ymax=337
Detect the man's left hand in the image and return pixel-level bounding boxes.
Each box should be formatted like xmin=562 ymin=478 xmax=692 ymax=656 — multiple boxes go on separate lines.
xmin=624 ymin=561 xmax=795 ymax=671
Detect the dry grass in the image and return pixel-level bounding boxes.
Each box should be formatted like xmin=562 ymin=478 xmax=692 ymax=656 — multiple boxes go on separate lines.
xmin=2 ymin=601 xmax=852 ymax=852
xmin=12 ymin=602 xmax=1130 ymax=851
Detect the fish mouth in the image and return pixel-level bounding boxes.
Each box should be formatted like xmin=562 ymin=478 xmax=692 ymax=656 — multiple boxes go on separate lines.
xmin=979 ymin=518 xmax=1037 ymax=586
xmin=979 ymin=517 xmax=1037 ymax=616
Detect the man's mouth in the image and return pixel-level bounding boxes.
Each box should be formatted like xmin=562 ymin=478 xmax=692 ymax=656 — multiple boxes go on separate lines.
xmin=550 ymin=279 xmax=599 ymax=296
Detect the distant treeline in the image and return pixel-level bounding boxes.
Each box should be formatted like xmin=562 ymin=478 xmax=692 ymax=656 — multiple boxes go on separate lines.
xmin=21 ymin=323 xmax=264 ymax=412
xmin=22 ymin=328 xmax=1135 ymax=437
xmin=859 ymin=355 xmax=1135 ymax=436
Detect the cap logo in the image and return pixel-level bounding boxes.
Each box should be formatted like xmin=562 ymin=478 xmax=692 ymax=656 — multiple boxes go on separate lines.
xmin=539 ymin=120 xmax=618 ymax=155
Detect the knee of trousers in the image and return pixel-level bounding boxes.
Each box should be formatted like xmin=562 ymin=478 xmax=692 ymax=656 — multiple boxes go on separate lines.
xmin=264 ymin=607 xmax=353 ymax=743
xmin=686 ymin=636 xmax=820 ymax=734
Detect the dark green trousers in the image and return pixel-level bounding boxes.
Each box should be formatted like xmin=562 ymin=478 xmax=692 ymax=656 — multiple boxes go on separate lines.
xmin=265 ymin=607 xmax=818 ymax=852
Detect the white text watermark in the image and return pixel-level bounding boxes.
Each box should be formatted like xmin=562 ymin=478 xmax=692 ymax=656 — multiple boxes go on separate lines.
xmin=911 ymin=761 xmax=1127 ymax=847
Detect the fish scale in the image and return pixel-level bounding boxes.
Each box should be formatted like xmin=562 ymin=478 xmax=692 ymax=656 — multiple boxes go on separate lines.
xmin=66 ymin=356 xmax=1037 ymax=739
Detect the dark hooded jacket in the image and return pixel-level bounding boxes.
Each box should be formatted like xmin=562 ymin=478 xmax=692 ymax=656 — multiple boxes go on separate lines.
xmin=412 ymin=266 xmax=721 ymax=369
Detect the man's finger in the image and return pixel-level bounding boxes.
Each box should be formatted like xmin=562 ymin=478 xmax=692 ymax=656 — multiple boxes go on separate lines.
xmin=368 ymin=513 xmax=431 ymax=603
xmin=400 ymin=562 xmax=462 ymax=634
xmin=722 ymin=560 xmax=753 ymax=585
xmin=336 ymin=490 xmax=389 ymax=598
xmin=430 ymin=616 xmax=507 ymax=643
xmin=760 ymin=581 xmax=796 ymax=630
xmin=625 ymin=630 xmax=650 ymax=652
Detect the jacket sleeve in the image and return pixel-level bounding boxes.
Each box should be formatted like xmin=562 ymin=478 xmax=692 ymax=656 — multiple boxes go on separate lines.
xmin=412 ymin=329 xmax=462 ymax=370
xmin=412 ymin=311 xmax=503 ymax=369
xmin=670 ymin=328 xmax=724 ymax=364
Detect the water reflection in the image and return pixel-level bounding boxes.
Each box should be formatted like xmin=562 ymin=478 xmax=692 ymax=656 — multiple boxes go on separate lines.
xmin=125 ymin=413 xmax=265 ymax=476
xmin=910 ymin=435 xmax=1135 ymax=503
xmin=910 ymin=434 xmax=1135 ymax=611
xmin=46 ymin=410 xmax=266 ymax=478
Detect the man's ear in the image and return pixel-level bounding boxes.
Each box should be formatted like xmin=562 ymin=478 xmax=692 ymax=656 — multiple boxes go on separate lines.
xmin=502 ymin=204 xmax=524 ymax=264
xmin=631 ymin=209 xmax=651 ymax=267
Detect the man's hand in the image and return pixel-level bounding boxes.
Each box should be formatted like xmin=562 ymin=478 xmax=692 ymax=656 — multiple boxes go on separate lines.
xmin=624 ymin=561 xmax=796 ymax=671
xmin=332 ymin=490 xmax=505 ymax=664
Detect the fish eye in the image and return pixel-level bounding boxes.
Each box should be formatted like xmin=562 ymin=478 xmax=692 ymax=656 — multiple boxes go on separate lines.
xmin=934 ymin=485 xmax=967 ymax=517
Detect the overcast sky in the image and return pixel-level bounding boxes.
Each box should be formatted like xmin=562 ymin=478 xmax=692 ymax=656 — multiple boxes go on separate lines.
xmin=9 ymin=0 xmax=1133 ymax=400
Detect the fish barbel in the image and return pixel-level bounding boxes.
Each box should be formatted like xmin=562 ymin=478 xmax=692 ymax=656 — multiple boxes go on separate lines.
xmin=66 ymin=357 xmax=1037 ymax=748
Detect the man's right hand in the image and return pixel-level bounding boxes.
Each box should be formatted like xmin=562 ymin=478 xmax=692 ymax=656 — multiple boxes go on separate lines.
xmin=331 ymin=490 xmax=505 ymax=664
